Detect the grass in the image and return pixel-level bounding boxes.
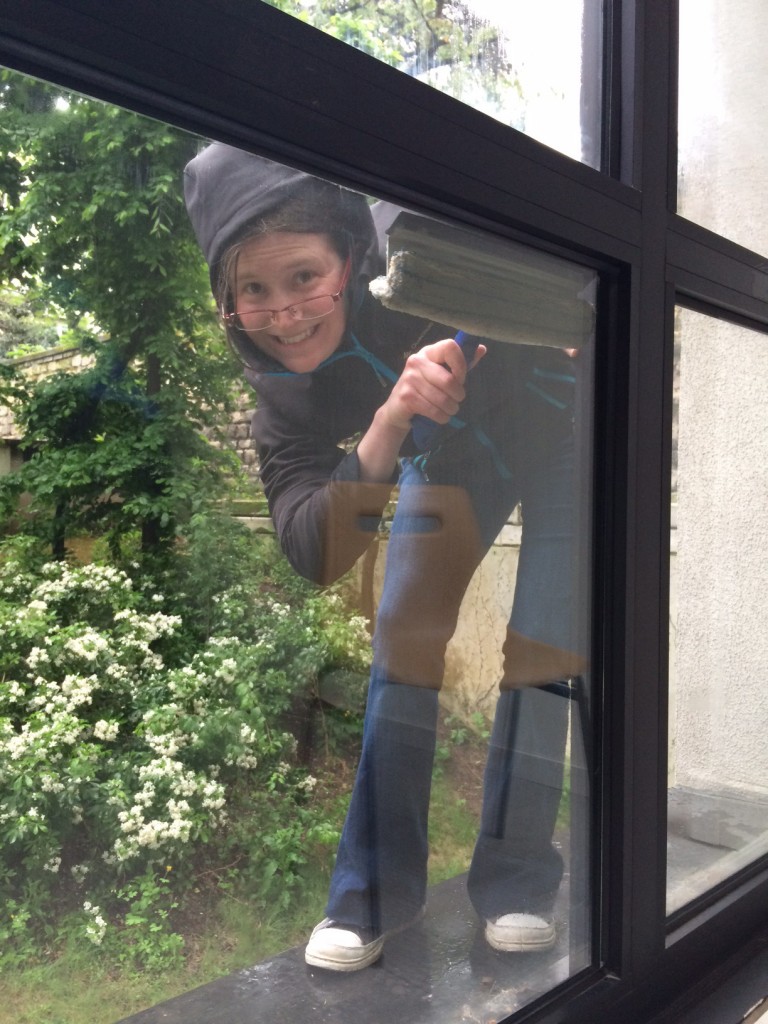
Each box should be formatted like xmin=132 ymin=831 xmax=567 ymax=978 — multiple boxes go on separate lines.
xmin=427 ymin=776 xmax=480 ymax=884
xmin=0 ymin=880 xmax=332 ymax=1024
xmin=0 ymin=716 xmax=482 ymax=1024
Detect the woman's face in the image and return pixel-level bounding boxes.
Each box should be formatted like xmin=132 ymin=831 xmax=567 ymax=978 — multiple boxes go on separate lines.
xmin=230 ymin=231 xmax=348 ymax=374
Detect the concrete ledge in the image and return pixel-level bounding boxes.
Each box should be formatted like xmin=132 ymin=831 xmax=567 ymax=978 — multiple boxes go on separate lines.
xmin=118 ymin=875 xmax=579 ymax=1024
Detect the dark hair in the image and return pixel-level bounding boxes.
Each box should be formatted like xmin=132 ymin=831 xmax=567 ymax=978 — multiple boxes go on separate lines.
xmin=215 ymin=191 xmax=356 ymax=317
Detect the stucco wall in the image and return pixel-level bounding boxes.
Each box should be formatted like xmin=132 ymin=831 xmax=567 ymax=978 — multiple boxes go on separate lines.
xmin=372 ymin=518 xmax=523 ymax=720
xmin=672 ymin=0 xmax=768 ymax=812
xmin=673 ymin=311 xmax=768 ymax=799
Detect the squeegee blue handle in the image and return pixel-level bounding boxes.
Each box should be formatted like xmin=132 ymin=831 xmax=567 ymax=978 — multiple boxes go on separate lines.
xmin=411 ymin=331 xmax=480 ymax=450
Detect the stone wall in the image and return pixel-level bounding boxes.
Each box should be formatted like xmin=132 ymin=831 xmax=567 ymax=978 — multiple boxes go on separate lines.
xmin=211 ymin=393 xmax=260 ymax=476
xmin=0 ymin=345 xmax=260 ymax=477
xmin=0 ymin=346 xmax=95 ymax=443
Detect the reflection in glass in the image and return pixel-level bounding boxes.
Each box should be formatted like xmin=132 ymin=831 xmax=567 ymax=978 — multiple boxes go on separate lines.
xmin=678 ymin=0 xmax=768 ymax=254
xmin=0 ymin=65 xmax=596 ymax=1021
xmin=264 ymin=0 xmax=602 ymax=167
xmin=668 ymin=307 xmax=768 ymax=916
xmin=185 ymin=137 xmax=597 ymax=1009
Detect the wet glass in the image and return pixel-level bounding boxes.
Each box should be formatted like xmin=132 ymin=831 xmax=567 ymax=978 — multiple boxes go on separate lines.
xmin=0 ymin=64 xmax=596 ymax=1021
xmin=668 ymin=307 xmax=768 ymax=916
xmin=264 ymin=0 xmax=603 ymax=168
xmin=678 ymin=0 xmax=768 ymax=255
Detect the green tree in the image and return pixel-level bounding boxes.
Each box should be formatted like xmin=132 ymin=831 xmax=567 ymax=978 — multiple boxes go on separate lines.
xmin=0 ymin=285 xmax=62 ymax=357
xmin=264 ymin=0 xmax=518 ymax=112
xmin=0 ymin=70 xmax=239 ymax=560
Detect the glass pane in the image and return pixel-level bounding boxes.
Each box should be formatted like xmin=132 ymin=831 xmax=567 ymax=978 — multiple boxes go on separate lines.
xmin=0 ymin=65 xmax=596 ymax=1021
xmin=678 ymin=0 xmax=768 ymax=254
xmin=668 ymin=307 xmax=768 ymax=916
xmin=265 ymin=0 xmax=603 ymax=168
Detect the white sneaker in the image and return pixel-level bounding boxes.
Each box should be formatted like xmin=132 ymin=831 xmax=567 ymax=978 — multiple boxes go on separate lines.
xmin=485 ymin=913 xmax=556 ymax=952
xmin=305 ymin=919 xmax=385 ymax=972
xmin=305 ymin=907 xmax=425 ymax=972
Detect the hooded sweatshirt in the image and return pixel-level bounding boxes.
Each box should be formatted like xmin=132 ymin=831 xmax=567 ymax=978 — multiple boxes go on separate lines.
xmin=184 ymin=145 xmax=448 ymax=582
xmin=184 ymin=144 xmax=574 ymax=584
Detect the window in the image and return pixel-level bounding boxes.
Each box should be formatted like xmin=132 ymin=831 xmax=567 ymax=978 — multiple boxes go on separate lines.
xmin=264 ymin=0 xmax=603 ymax=167
xmin=678 ymin=0 xmax=768 ymax=254
xmin=1 ymin=2 xmax=767 ymax=1022
xmin=668 ymin=306 xmax=768 ymax=918
xmin=0 ymin=73 xmax=598 ymax=1019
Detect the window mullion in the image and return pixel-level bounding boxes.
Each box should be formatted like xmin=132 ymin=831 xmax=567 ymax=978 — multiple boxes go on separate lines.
xmin=613 ymin=0 xmax=677 ymax=986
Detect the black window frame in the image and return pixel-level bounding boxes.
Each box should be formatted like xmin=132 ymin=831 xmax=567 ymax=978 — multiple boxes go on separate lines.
xmin=2 ymin=2 xmax=768 ymax=1021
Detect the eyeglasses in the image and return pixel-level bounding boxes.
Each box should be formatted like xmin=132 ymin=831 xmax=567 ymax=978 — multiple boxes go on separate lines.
xmin=224 ymin=256 xmax=351 ymax=333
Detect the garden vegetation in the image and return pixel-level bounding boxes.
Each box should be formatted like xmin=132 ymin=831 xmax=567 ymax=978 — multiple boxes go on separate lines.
xmin=0 ymin=526 xmax=371 ymax=975
xmin=0 ymin=18 xmax=498 ymax=1008
xmin=0 ymin=68 xmax=372 ymax=983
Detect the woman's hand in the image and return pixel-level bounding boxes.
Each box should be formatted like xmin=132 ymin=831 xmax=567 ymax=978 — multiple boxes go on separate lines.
xmin=381 ymin=338 xmax=485 ymax=432
xmin=356 ymin=338 xmax=486 ymax=483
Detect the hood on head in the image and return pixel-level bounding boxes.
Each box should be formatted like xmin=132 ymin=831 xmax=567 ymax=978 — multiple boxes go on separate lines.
xmin=184 ymin=144 xmax=379 ymax=340
xmin=184 ymin=144 xmax=381 ymax=374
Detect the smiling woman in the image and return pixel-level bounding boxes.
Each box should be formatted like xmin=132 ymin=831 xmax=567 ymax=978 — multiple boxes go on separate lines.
xmin=183 ymin=139 xmax=595 ymax=993
xmin=4 ymin=0 xmax=768 ymax=1020
xmin=227 ymin=233 xmax=350 ymax=374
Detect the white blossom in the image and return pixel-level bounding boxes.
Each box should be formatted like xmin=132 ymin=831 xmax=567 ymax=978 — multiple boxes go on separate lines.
xmin=93 ymin=719 xmax=119 ymax=742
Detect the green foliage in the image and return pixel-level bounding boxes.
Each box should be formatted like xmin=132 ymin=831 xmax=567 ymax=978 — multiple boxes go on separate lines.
xmin=0 ymin=66 xmax=374 ymax=978
xmin=0 ymin=68 xmax=240 ymax=559
xmin=0 ymin=73 xmax=206 ymax=338
xmin=433 ymin=709 xmax=489 ymax=775
xmin=0 ymin=285 xmax=62 ymax=357
xmin=0 ymin=357 xmax=238 ymax=559
xmin=106 ymin=871 xmax=185 ymax=973
xmin=0 ymin=358 xmax=29 ymax=412
xmin=264 ymin=0 xmax=519 ymax=112
xmin=0 ymin=519 xmax=371 ymax=971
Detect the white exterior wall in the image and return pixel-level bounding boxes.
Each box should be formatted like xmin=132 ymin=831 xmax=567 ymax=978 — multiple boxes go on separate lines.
xmin=674 ymin=313 xmax=768 ymax=797
xmin=672 ymin=0 xmax=768 ymax=801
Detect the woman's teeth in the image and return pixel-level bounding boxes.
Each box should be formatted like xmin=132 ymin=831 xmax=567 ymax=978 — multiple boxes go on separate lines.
xmin=276 ymin=326 xmax=315 ymax=346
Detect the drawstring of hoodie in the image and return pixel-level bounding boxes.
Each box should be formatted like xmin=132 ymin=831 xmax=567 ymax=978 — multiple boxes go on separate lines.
xmin=524 ymin=365 xmax=577 ymax=411
xmin=260 ymin=331 xmax=512 ymax=479
xmin=343 ymin=333 xmax=513 ymax=480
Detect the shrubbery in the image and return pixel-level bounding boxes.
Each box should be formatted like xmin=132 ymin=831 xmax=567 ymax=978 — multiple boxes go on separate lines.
xmin=0 ymin=74 xmax=374 ymax=977
xmin=0 ymin=520 xmax=371 ymax=971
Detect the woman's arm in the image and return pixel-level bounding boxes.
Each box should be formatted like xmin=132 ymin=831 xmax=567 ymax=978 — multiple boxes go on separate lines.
xmin=259 ymin=435 xmax=396 ymax=585
xmin=256 ymin=337 xmax=485 ymax=584
xmin=356 ymin=337 xmax=485 ymax=482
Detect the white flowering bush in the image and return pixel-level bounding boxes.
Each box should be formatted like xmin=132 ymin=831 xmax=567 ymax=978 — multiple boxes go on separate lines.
xmin=0 ymin=530 xmax=371 ymax=969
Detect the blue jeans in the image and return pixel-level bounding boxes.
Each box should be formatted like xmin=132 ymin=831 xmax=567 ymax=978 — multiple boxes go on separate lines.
xmin=326 ymin=350 xmax=584 ymax=933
